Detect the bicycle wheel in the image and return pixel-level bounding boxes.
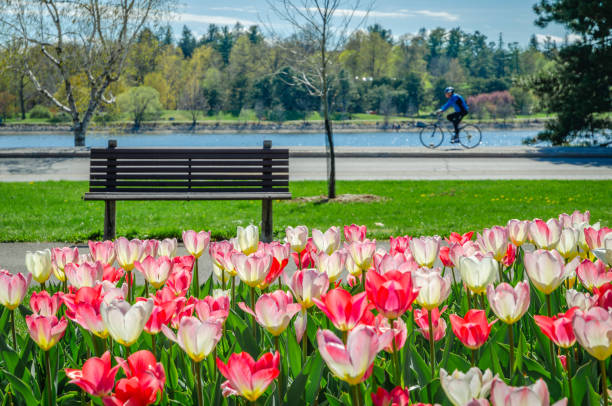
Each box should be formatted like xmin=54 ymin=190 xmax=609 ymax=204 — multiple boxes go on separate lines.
xmin=419 ymin=126 xmax=444 ymax=149
xmin=458 ymin=125 xmax=482 ymax=148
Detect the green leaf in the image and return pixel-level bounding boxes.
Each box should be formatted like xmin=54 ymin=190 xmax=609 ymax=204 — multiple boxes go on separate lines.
xmin=286 ymin=373 xmax=307 ymax=404
xmin=587 ymin=378 xmax=601 ymax=406
xmin=287 ymin=329 xmax=302 ymax=377
xmin=571 ymin=360 xmax=594 ymax=406
xmin=305 ymin=353 xmax=324 ymax=404
xmin=3 ymin=370 xmax=39 ymax=406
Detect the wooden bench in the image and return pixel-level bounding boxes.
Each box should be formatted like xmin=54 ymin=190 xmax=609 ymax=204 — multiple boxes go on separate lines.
xmin=83 ymin=139 xmax=291 ymax=242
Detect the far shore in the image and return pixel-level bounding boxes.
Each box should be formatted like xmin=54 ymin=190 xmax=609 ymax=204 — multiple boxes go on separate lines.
xmin=0 ymin=119 xmax=548 ymax=135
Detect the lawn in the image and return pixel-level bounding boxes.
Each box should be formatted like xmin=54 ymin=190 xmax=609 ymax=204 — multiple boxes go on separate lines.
xmin=0 ymin=180 xmax=610 ymax=242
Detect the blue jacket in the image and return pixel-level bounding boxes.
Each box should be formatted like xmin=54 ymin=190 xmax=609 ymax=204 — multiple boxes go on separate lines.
xmin=440 ymin=94 xmax=469 ymax=114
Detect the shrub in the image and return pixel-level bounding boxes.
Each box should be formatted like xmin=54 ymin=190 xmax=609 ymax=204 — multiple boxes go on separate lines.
xmin=28 ymin=105 xmax=52 ymax=119
xmin=467 ymin=91 xmax=515 ymax=120
xmin=117 ymin=86 xmax=162 ymax=127
xmin=48 ymin=112 xmax=72 ymax=123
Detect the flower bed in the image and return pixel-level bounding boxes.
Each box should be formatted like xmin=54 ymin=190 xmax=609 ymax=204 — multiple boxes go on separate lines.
xmin=0 ymin=211 xmax=611 ymax=405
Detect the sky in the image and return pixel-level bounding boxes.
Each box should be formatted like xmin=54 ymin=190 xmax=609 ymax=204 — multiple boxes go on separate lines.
xmin=172 ymin=0 xmax=571 ymax=47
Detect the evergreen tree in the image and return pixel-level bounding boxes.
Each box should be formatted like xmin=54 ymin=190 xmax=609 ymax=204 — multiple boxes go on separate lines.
xmin=178 ymin=25 xmax=197 ymax=58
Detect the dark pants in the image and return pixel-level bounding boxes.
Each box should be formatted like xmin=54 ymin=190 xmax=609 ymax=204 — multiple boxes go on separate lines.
xmin=447 ymin=112 xmax=467 ymax=138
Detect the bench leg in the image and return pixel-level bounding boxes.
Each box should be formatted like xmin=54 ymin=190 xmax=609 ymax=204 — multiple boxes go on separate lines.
xmin=261 ymin=199 xmax=273 ymax=243
xmin=104 ymin=200 xmax=116 ymax=241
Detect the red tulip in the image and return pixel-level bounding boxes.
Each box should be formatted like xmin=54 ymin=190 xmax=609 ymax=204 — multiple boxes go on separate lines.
xmin=594 ymin=283 xmax=612 ymax=310
xmin=534 ymin=307 xmax=578 ymax=348
xmin=102 ymin=265 xmax=124 ymax=284
xmin=62 ymin=285 xmax=114 ymax=338
xmin=501 ymin=244 xmax=517 ymax=267
xmin=260 ymin=242 xmax=290 ymax=288
xmin=450 ymin=309 xmax=497 ymax=350
xmin=194 ymin=291 xmax=230 ymax=324
xmin=313 ymin=287 xmax=370 ymax=331
xmin=414 ymin=306 xmax=448 ymax=342
xmin=371 ymin=386 xmax=410 ymax=406
xmin=65 ymin=351 xmax=120 ymax=397
xmin=446 ymin=231 xmax=474 ymax=245
xmin=30 ymin=290 xmax=61 ymax=317
xmin=439 ymin=246 xmax=454 ymax=267
xmin=389 ymin=235 xmax=411 ymax=255
xmin=165 ymin=266 xmax=192 ymax=297
xmin=365 ymin=270 xmax=419 ymax=319
xmin=26 ymin=314 xmax=68 ymax=351
xmin=216 ymin=351 xmax=280 ymax=402
xmin=104 ymin=350 xmax=165 ymax=406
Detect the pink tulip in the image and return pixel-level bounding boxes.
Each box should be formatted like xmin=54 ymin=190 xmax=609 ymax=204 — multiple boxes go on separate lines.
xmin=529 ymin=219 xmax=562 ymax=249
xmin=524 ymin=250 xmax=579 ymax=295
xmin=477 ymin=226 xmax=509 ymax=261
xmin=486 ymin=282 xmax=530 ymax=324
xmin=414 ymin=306 xmax=448 ymax=342
xmin=374 ymin=251 xmax=418 ymax=273
xmin=366 ymin=270 xmax=419 ymax=319
xmin=0 ymin=270 xmax=31 ymax=310
xmin=194 ymin=291 xmax=230 ymax=324
xmin=26 ymin=314 xmax=67 ymax=351
xmin=65 ymin=261 xmax=104 ymax=289
xmin=182 ymin=230 xmax=211 ymax=258
xmin=372 ymin=314 xmax=407 ymax=353
xmin=344 ymin=224 xmax=367 ymax=243
xmin=440 ymin=368 xmax=495 ymax=406
xmin=134 ymin=256 xmax=172 ymax=289
xmin=409 ymin=236 xmax=441 ymax=268
xmin=490 ymin=378 xmax=567 ymax=406
xmin=239 ymin=290 xmax=301 ymax=336
xmin=507 ymin=219 xmax=530 ymax=246
xmin=30 ymin=290 xmax=61 ymax=317
xmin=584 ymin=227 xmax=612 ymax=251
xmin=231 ymin=251 xmax=272 ymax=288
xmin=88 ymin=240 xmax=116 ymax=265
xmin=260 ymin=242 xmax=290 ymax=288
xmin=65 ymin=351 xmax=120 ymax=397
xmin=345 ymin=239 xmax=377 ymax=274
xmin=450 ymin=309 xmax=497 ymax=350
xmin=285 ymin=268 xmax=329 ymax=309
xmin=501 ymin=244 xmax=517 ymax=268
xmin=162 ymin=316 xmax=222 ymax=362
xmin=389 ymin=235 xmax=412 ymax=255
xmin=216 ymin=351 xmax=280 ymax=402
xmin=572 ymin=307 xmax=612 ymax=360
xmin=565 ymin=289 xmax=598 ymax=311
xmin=51 ymin=246 xmax=79 ymax=282
xmin=101 ymin=265 xmax=124 ymax=284
xmin=157 ymin=238 xmax=178 ymax=258
xmin=412 ymin=268 xmax=451 ymax=310
xmin=559 ymin=210 xmax=590 ymax=227
xmin=577 ymin=259 xmax=612 ymax=291
xmin=317 ymin=324 xmax=392 ymax=385
xmin=534 ymin=307 xmax=578 ymax=348
xmin=313 ymin=287 xmax=370 ymax=331
xmin=314 ymin=250 xmax=347 ymax=283
xmin=115 ymin=237 xmax=146 ymax=271
xmin=285 ymin=225 xmax=309 ymax=253
xmin=210 ymin=241 xmax=238 ymax=277
xmin=449 ymin=241 xmax=481 ymax=269
xmin=165 ymin=266 xmax=193 ymax=297
xmin=62 ymin=285 xmax=110 ymax=338
xmin=312 ymin=226 xmax=341 ymax=255
xmin=371 ymin=386 xmax=410 ymax=406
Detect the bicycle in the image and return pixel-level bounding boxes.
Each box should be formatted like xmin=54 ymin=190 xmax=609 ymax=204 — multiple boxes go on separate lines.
xmin=418 ymin=115 xmax=482 ymax=149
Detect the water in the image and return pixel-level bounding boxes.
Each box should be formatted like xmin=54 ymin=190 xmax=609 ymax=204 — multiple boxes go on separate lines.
xmin=0 ymin=129 xmax=541 ymax=148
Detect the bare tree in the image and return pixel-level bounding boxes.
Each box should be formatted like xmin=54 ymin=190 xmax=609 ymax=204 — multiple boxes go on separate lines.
xmin=0 ymin=0 xmax=174 ymax=146
xmin=266 ymin=0 xmax=372 ymax=198
xmin=179 ymin=77 xmax=209 ymax=128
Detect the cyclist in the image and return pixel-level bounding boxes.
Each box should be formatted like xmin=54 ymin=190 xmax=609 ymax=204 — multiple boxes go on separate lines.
xmin=436 ymin=87 xmax=468 ymax=143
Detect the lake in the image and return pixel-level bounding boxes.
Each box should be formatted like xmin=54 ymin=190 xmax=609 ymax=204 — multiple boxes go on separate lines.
xmin=0 ymin=129 xmax=542 ymax=148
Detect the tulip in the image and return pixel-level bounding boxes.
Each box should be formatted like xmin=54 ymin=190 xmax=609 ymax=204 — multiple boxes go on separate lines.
xmin=63 ymin=285 xmax=110 ymax=338
xmin=594 ymin=283 xmax=612 ymax=310
xmin=414 ymin=306 xmax=447 ymax=342
xmin=210 ymin=240 xmax=238 ymax=285
xmin=165 ymin=266 xmax=192 ymax=297
xmin=374 ymin=250 xmax=418 ymax=273
xmin=216 ymin=351 xmax=280 ymax=402
xmin=439 ymin=246 xmax=454 ymax=267
xmin=0 ymin=270 xmax=31 ymax=311
xmin=26 ymin=314 xmax=67 ymax=351
xmin=30 ymin=290 xmax=61 ymax=317
xmin=490 ymin=378 xmax=567 ymax=406
xmin=134 ymin=255 xmax=172 ymax=289
xmin=233 ymin=225 xmax=258 ymax=255
xmin=107 ymin=350 xmax=165 ymax=406
xmin=65 ymin=351 xmax=120 ymax=397
xmin=573 ymin=307 xmax=612 ymax=360
xmin=260 ymin=242 xmax=290 ymax=289
xmin=412 ymin=268 xmax=451 ymax=310
xmin=285 ymin=268 xmax=329 ymax=309
xmin=446 ymin=231 xmax=475 ymax=245
xmin=487 ymin=282 xmax=530 ymax=324
xmin=440 ymin=368 xmax=495 ymax=406
xmin=449 ymin=241 xmax=482 ymax=270
xmin=162 ymin=316 xmax=222 ymax=362
xmin=313 ymin=287 xmax=370 ymax=331
xmin=458 ymin=255 xmax=498 ymax=295
xmin=194 ymin=290 xmax=230 ymax=324
xmin=450 ymin=309 xmax=496 ymax=352
xmin=477 ymin=226 xmax=509 ymax=261
xmin=366 ymin=270 xmax=419 ymax=319
xmin=317 ymin=325 xmax=392 ymax=386
xmin=389 ymin=235 xmax=411 ymax=255
xmin=51 ymin=246 xmax=79 ymax=283
xmin=344 ymin=224 xmax=367 ymax=243
xmin=101 ymin=299 xmax=154 ymax=347
xmin=577 ymin=259 xmax=612 ymax=290
xmin=584 ymin=227 xmax=612 ymax=251
xmin=26 ymin=249 xmax=52 ymax=285
xmin=559 ymin=210 xmax=590 ymax=227
xmin=314 ymin=250 xmax=347 ymax=282
xmin=534 ymin=307 xmax=578 ymax=349
xmin=371 ymin=386 xmax=410 ymax=406
xmin=231 ymin=251 xmax=271 ymax=288
xmin=345 ymin=239 xmax=377 ymax=277
xmin=529 ymin=218 xmax=562 ymax=249
xmin=102 ymin=265 xmax=124 ymax=284
xmin=292 ymin=243 xmax=316 ymax=270
xmin=115 ymin=237 xmax=146 ymax=271
xmin=182 ymin=230 xmax=211 ymax=258
xmin=524 ymin=250 xmax=578 ymax=295
xmin=157 ymin=238 xmax=178 ymax=258
xmin=555 ymin=227 xmax=580 ymax=259
xmin=565 ymin=289 xmax=598 ymax=311
xmin=501 ymin=244 xmax=517 ymax=268
xmin=65 ymin=261 xmax=104 ymax=289
xmin=239 ymin=290 xmax=301 ymax=336
xmin=592 ymin=237 xmax=612 ymax=267
xmin=409 ymin=236 xmax=441 ymax=268
xmin=312 ymin=226 xmax=341 ymax=255
xmin=285 ymin=225 xmax=309 ymax=253
xmin=507 ymin=219 xmax=529 ymax=246
xmin=88 ymin=240 xmax=116 ymax=265
xmin=372 ymin=315 xmax=408 ymax=353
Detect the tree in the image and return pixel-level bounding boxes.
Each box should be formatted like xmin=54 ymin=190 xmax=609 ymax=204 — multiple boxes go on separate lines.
xmin=117 ymin=86 xmax=162 ymax=128
xmin=0 ymin=0 xmax=174 ymax=146
xmin=268 ymin=0 xmax=371 ymax=199
xmin=178 ymin=26 xmax=197 ymax=58
xmin=529 ymin=0 xmax=612 ymax=145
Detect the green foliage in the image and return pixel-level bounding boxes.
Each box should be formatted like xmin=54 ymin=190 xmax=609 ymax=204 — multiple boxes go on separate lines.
xmin=48 ymin=112 xmax=71 ymax=123
xmin=117 ymin=86 xmax=163 ymax=127
xmin=28 ymin=105 xmax=51 ymax=119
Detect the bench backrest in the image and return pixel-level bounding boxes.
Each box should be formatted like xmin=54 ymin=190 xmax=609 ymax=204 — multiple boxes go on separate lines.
xmin=88 ymin=141 xmax=289 ymax=194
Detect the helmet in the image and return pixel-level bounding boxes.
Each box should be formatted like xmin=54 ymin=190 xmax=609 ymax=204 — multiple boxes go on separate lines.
xmin=444 ymin=86 xmax=455 ymax=94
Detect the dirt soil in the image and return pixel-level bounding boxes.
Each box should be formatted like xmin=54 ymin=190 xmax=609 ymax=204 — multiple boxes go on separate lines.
xmin=291 ymin=194 xmax=384 ymax=203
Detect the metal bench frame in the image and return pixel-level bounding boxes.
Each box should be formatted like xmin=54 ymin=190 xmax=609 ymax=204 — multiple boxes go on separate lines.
xmin=83 ymin=139 xmax=291 ymax=242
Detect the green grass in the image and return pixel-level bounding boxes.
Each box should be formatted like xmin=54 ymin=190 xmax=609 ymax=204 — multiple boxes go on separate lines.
xmin=0 ymin=180 xmax=610 ymax=242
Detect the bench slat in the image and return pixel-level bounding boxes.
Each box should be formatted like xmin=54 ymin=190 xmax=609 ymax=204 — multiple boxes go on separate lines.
xmin=90 ymin=159 xmax=289 ymax=168
xmin=91 ymin=151 xmax=288 ymax=159
xmin=90 ymin=173 xmax=289 ymax=181
xmin=85 ymin=190 xmax=290 ymax=198
xmin=89 ymin=180 xmax=289 ymax=188
xmin=90 ymin=167 xmax=288 ymax=175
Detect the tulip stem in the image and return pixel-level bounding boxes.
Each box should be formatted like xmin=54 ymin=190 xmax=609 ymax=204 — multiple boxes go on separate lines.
xmin=302 ymin=322 xmax=308 ymax=364
xmin=193 ymin=360 xmax=204 ymax=406
xmin=278 ymin=277 xmax=282 ymax=290
xmin=274 ymin=336 xmax=284 ymax=405
xmin=41 ymin=281 xmax=46 ymax=291
xmin=221 ymin=269 xmax=226 ymax=291
xmin=508 ymin=324 xmax=514 ymax=377
xmin=144 ymin=280 xmax=149 ymax=298
xmin=467 ymin=290 xmax=473 ymax=310
xmin=427 ymin=310 xmax=436 ymax=378
xmin=193 ymin=258 xmax=200 ymax=299
xmin=231 ymin=277 xmax=236 ymax=310
xmin=62 ymin=279 xmax=67 ymax=293
xmin=471 ymin=350 xmax=476 ymax=367
xmin=10 ymin=309 xmax=16 ymax=350
xmin=151 ymin=335 xmax=156 ymax=359
xmin=126 ymin=271 xmax=132 ymax=303
xmin=360 ymin=272 xmax=365 ymax=291
xmin=250 ymin=287 xmax=257 ymax=341
xmin=545 ymin=294 xmax=556 ymax=377
xmin=566 ymin=348 xmax=573 ymax=406
xmin=44 ymin=350 xmax=52 ymax=406
xmin=602 ymin=359 xmax=608 ymax=406
xmin=390 ymin=319 xmax=403 ymax=387
xmin=125 ymin=345 xmax=131 ymax=357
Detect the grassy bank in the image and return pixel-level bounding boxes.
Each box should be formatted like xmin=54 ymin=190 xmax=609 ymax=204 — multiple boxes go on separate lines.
xmin=0 ymin=180 xmax=610 ymax=242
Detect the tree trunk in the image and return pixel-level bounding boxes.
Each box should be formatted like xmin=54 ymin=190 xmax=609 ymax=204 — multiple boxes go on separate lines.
xmin=73 ymin=121 xmax=86 ymax=146
xmin=322 ymin=93 xmax=336 ymax=199
xmin=19 ymin=75 xmax=26 ymax=120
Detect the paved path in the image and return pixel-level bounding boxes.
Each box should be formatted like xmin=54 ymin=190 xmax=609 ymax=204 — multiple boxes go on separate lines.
xmin=1 ymin=147 xmax=611 ymax=181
